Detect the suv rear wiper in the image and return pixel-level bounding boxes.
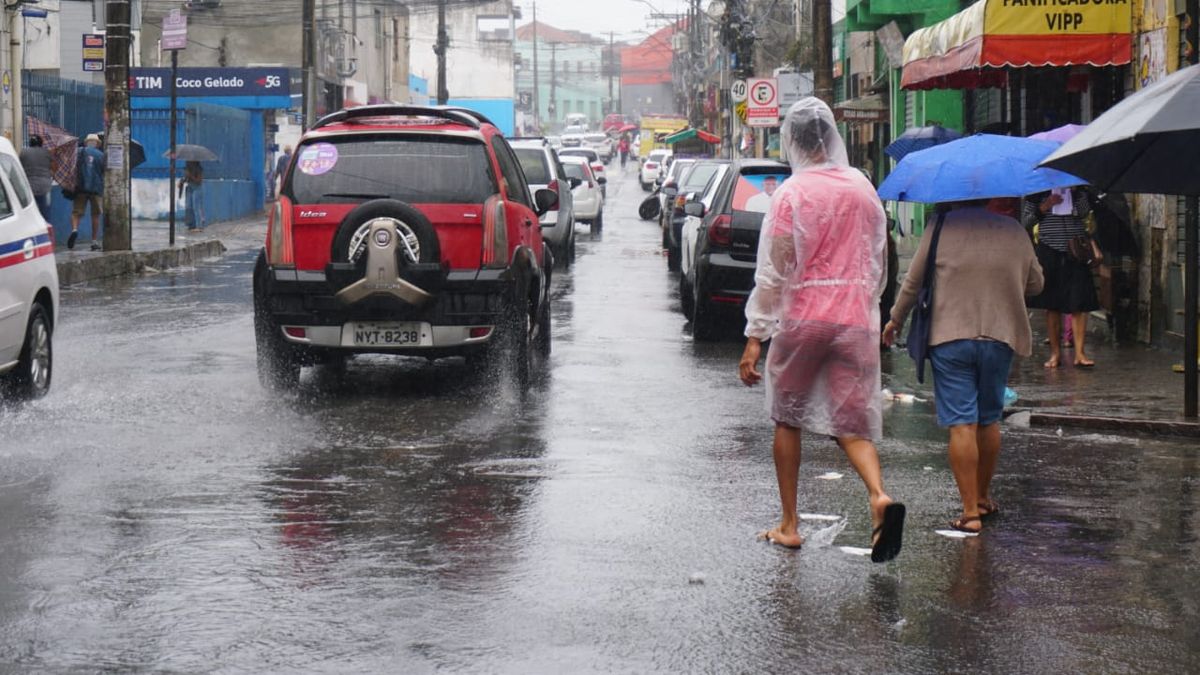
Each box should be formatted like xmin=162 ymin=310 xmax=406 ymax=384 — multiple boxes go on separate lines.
xmin=321 ymin=192 xmax=391 ymax=200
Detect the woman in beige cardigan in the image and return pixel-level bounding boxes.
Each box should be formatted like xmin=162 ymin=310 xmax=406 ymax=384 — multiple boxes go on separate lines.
xmin=883 ymin=201 xmax=1043 ymax=534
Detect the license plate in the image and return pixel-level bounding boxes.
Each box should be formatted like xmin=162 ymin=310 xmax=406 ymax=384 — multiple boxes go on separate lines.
xmin=346 ymin=322 xmax=431 ymax=347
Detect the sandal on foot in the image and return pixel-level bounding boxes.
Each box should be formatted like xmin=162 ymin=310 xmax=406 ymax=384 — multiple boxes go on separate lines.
xmin=67 ymin=231 xmax=78 ymax=250
xmin=949 ymin=515 xmax=982 ymax=533
xmin=978 ymin=499 xmax=999 ymax=519
xmin=870 ymin=502 xmax=906 ymax=563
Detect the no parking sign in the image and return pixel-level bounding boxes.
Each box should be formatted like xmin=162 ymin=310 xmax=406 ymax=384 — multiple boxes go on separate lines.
xmin=746 ymin=78 xmax=779 ymax=128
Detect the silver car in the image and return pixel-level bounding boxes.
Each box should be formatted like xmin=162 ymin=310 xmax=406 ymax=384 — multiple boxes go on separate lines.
xmin=510 ymin=138 xmax=576 ymax=266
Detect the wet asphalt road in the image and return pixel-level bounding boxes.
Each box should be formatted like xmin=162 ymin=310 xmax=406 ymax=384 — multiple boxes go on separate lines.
xmin=2 ymin=168 xmax=1199 ymax=673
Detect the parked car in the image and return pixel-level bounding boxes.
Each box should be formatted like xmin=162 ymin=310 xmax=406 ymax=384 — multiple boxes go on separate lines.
xmin=557 ymin=148 xmax=607 ymax=198
xmin=584 ymin=133 xmax=613 ymax=163
xmin=656 ymin=158 xmax=696 ymax=234
xmin=662 ymin=160 xmax=725 ymax=271
xmin=0 ymin=137 xmax=57 ymax=400
xmin=680 ymin=159 xmax=791 ymax=340
xmin=560 ymin=155 xmax=605 ymax=233
xmin=639 ymin=148 xmax=672 ymax=191
xmin=254 ymin=105 xmax=557 ymax=389
xmin=510 ymin=138 xmax=576 ymax=266
xmin=564 ymin=113 xmax=588 ymax=130
xmin=547 ymin=135 xmax=563 ymax=150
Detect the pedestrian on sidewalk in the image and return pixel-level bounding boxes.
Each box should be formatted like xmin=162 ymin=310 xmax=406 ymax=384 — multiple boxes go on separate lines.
xmin=68 ymin=134 xmax=105 ymax=251
xmin=739 ymin=98 xmax=906 ymax=562
xmin=884 ymin=201 xmax=1044 ymax=534
xmin=179 ymin=160 xmax=206 ymax=232
xmin=20 ymin=135 xmax=54 ymax=223
xmin=1022 ymin=187 xmax=1101 ymax=368
xmin=274 ymin=146 xmax=292 ymax=197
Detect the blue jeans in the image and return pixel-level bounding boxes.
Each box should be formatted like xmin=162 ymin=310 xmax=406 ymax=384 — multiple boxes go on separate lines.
xmin=35 ymin=192 xmax=51 ymax=223
xmin=929 ymin=339 xmax=1014 ymax=427
xmin=185 ymin=183 xmax=205 ymax=229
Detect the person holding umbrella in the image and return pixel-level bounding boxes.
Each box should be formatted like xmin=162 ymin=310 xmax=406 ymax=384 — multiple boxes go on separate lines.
xmin=878 ymin=134 xmax=1067 ymax=534
xmin=179 ymin=160 xmax=205 ymax=232
xmin=19 ymin=135 xmax=53 ymax=223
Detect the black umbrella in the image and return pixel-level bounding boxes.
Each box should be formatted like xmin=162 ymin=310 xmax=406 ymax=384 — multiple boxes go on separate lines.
xmin=91 ymin=132 xmax=146 ymax=169
xmin=163 ymin=144 xmax=219 ymax=162
xmin=1041 ymin=63 xmax=1200 ymax=417
xmin=1040 ymin=64 xmax=1200 ymax=195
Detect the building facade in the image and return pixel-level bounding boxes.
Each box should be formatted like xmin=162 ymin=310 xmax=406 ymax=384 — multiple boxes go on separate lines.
xmin=514 ymin=21 xmax=612 ymax=132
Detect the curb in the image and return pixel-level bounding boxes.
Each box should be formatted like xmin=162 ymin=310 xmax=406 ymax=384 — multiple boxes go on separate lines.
xmin=1008 ymin=409 xmax=1200 ymax=438
xmin=56 ymin=240 xmax=227 ymax=286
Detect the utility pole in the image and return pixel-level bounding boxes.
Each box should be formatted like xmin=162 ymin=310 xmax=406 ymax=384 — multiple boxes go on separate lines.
xmin=1184 ymin=0 xmax=1199 ymax=416
xmin=532 ymin=1 xmax=540 ymax=128
xmin=813 ymin=0 xmax=833 ymax=104
xmin=103 ymin=0 xmax=132 ymax=252
xmin=548 ymin=42 xmax=557 ymax=123
xmin=435 ymin=0 xmax=449 ymax=104
xmin=302 ymin=0 xmax=316 ymax=128
xmin=608 ymin=32 xmax=615 ymax=116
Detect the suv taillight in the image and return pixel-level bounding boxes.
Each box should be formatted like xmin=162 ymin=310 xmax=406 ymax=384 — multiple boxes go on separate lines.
xmin=547 ymin=179 xmax=560 ymax=195
xmin=591 ymin=163 xmax=603 ymax=173
xmin=707 ymin=214 xmax=732 ymax=247
xmin=268 ymin=197 xmax=295 ymax=266
xmin=482 ymin=196 xmax=508 ymax=268
xmin=645 ymin=162 xmax=658 ymax=170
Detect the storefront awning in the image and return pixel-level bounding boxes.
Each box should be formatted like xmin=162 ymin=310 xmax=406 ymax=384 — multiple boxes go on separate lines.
xmin=664 ymin=127 xmax=720 ymax=145
xmin=834 ymin=94 xmax=888 ymax=123
xmin=901 ymin=0 xmax=1132 ymax=90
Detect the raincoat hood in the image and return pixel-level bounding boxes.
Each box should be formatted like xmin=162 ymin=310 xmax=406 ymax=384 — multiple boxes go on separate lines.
xmin=780 ymin=98 xmax=849 ymax=173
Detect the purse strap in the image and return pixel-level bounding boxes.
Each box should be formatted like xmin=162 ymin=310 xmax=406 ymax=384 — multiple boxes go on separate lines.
xmin=922 ymin=211 xmax=948 ymax=291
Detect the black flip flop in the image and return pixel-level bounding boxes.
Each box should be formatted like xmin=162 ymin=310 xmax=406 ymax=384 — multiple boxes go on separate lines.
xmin=870 ymin=502 xmax=906 ymax=563
xmin=949 ymin=515 xmax=982 ymax=533
xmin=66 ymin=231 xmax=78 ymax=250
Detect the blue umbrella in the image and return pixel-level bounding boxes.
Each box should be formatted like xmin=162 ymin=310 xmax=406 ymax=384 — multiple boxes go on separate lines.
xmin=877 ymin=134 xmax=1086 ymax=203
xmin=883 ymin=125 xmax=962 ymax=161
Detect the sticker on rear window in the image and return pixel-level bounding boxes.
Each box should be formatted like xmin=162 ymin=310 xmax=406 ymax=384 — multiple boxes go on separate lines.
xmin=297 ymin=143 xmax=339 ymax=176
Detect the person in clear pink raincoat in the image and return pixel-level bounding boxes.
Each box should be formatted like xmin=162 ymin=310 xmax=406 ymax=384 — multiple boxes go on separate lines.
xmin=739 ymin=98 xmax=905 ymax=562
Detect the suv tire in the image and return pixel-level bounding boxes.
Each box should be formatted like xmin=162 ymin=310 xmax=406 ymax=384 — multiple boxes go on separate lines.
xmin=679 ymin=272 xmax=694 ymax=321
xmin=501 ymin=278 xmax=534 ymax=390
xmin=253 ymin=253 xmax=300 ymax=389
xmin=330 ymin=199 xmax=441 ymax=272
xmin=591 ymin=210 xmax=603 ymax=234
xmin=5 ymin=303 xmax=52 ymax=400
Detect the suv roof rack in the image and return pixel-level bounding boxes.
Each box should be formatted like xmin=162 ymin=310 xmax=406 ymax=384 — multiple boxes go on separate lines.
xmin=311 ymin=105 xmax=491 ymax=131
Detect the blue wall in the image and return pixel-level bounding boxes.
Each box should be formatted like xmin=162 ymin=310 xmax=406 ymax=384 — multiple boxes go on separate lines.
xmin=446 ymin=98 xmax=515 ymax=136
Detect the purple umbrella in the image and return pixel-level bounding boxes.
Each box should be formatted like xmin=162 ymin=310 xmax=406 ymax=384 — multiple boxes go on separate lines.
xmin=1029 ymin=124 xmax=1087 ymax=144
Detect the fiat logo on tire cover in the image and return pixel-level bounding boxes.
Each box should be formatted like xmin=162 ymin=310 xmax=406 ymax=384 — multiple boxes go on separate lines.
xmin=374 ymin=227 xmax=392 ymax=247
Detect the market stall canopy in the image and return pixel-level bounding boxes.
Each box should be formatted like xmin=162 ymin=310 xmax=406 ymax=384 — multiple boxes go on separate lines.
xmin=901 ymin=0 xmax=1132 ymax=90
xmin=663 ymin=128 xmax=720 ymax=145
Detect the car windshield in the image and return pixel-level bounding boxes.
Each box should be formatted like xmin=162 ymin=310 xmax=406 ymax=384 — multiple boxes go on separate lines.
xmin=648 ymin=151 xmax=669 ymax=163
xmin=681 ymin=163 xmax=721 ymax=192
xmin=668 ymin=160 xmax=695 ymax=181
xmin=512 ymin=147 xmax=551 ymax=185
xmin=287 ymin=135 xmax=497 ymax=204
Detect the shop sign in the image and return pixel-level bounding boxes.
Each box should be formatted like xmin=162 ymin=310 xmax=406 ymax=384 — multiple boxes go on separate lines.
xmin=985 ymin=0 xmax=1131 ymax=36
xmin=82 ymin=34 xmax=105 ymax=72
xmin=129 ymin=67 xmax=290 ymax=97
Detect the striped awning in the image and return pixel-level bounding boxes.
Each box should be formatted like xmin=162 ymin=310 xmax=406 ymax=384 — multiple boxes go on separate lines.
xmin=901 ymin=0 xmax=1132 ymax=90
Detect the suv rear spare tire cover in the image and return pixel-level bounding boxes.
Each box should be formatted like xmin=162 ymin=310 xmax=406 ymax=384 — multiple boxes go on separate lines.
xmin=331 ymin=199 xmax=442 ymax=271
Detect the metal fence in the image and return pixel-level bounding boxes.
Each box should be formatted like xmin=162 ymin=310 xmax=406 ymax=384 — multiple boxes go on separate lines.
xmin=132 ymin=103 xmax=252 ymax=181
xmin=22 ymin=72 xmax=104 ymax=138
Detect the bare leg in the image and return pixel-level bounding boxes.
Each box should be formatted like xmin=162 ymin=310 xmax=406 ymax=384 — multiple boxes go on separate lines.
xmin=1072 ymin=312 xmax=1094 ymax=366
xmin=762 ymin=423 xmax=803 ymax=548
xmin=837 ymin=436 xmax=893 ymax=541
xmin=948 ymin=424 xmax=982 ymax=531
xmin=1044 ymin=311 xmax=1062 ymax=367
xmin=70 ymin=213 xmax=80 ymax=233
xmin=976 ymin=422 xmax=1001 ymax=508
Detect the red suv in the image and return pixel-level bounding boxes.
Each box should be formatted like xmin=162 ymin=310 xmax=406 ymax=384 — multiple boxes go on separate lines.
xmin=253 ymin=105 xmax=558 ymax=388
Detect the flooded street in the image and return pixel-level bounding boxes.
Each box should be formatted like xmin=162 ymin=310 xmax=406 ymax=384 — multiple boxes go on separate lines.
xmin=2 ymin=169 xmax=1198 ymax=673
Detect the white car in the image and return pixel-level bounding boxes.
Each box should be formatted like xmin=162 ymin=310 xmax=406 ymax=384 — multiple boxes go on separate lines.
xmin=561 ymin=132 xmax=585 ymax=149
xmin=560 ymin=155 xmax=605 ymax=233
xmin=679 ymin=163 xmax=731 ymax=282
xmin=584 ymin=133 xmax=613 ymax=162
xmin=0 ymin=136 xmax=58 ymax=399
xmin=640 ymin=149 xmax=673 ymax=191
xmin=557 ymin=148 xmax=607 ymax=198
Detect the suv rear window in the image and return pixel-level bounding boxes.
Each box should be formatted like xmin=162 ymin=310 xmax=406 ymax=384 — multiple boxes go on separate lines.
xmin=681 ymin=163 xmax=721 ymax=192
xmin=286 ymin=135 xmax=497 ymax=205
xmin=562 ymin=162 xmax=587 ymax=181
xmin=732 ymin=171 xmax=789 ymax=213
xmin=512 ymin=147 xmax=551 ymax=184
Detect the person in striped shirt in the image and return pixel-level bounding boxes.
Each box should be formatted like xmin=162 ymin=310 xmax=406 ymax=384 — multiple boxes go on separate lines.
xmin=1022 ymin=187 xmax=1101 ymax=368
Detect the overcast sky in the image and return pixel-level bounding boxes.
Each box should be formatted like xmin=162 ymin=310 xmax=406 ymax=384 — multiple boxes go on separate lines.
xmin=517 ymin=0 xmax=846 ymax=43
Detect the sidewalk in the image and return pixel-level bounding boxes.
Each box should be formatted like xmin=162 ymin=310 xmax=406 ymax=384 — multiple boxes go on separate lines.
xmin=54 ymin=212 xmax=265 ymax=285
xmin=889 ymin=240 xmax=1200 ymax=436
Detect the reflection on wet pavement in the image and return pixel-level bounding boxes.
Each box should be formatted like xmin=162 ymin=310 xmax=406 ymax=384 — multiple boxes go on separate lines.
xmin=0 ymin=168 xmax=1197 ymax=672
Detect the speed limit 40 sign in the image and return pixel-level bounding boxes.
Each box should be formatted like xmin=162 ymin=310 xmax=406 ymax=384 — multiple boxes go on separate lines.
xmin=730 ymin=79 xmax=748 ymax=104
xmin=746 ymin=77 xmax=779 ymax=128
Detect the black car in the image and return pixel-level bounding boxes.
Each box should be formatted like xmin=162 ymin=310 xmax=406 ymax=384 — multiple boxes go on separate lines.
xmin=681 ymin=159 xmax=791 ymax=340
xmin=662 ymin=160 xmax=726 ymax=271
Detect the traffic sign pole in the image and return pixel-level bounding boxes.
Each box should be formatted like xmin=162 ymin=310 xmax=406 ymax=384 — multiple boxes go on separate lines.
xmin=163 ymin=9 xmax=187 ymax=246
